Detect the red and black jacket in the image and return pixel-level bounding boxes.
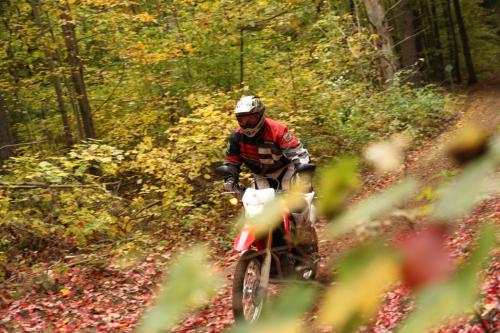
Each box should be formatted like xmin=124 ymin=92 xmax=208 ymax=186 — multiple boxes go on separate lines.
xmin=224 ymin=118 xmax=308 ymax=175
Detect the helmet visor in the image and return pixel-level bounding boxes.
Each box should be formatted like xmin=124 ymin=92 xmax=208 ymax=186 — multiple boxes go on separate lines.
xmin=236 ymin=113 xmax=261 ymax=128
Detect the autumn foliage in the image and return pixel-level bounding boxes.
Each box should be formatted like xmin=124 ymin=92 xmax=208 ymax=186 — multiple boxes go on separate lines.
xmin=0 ymin=0 xmax=499 ymax=332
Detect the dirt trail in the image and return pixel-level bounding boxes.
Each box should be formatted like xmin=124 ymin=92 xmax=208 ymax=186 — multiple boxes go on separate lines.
xmin=406 ymin=76 xmax=500 ymax=182
xmin=312 ymin=77 xmax=500 ymax=333
xmin=355 ymin=76 xmax=500 ymax=198
xmin=317 ymin=75 xmax=500 ymax=256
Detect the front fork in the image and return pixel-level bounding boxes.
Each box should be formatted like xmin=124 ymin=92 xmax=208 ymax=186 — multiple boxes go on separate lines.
xmin=257 ymin=229 xmax=273 ymax=300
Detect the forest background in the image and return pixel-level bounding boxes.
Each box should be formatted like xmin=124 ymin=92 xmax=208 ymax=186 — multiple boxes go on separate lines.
xmin=0 ymin=0 xmax=499 ymax=332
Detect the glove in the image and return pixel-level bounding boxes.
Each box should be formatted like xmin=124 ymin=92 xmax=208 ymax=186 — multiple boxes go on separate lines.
xmin=223 ymin=177 xmax=237 ymax=192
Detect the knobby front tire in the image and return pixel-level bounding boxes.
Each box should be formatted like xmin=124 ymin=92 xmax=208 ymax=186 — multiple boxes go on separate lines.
xmin=232 ymin=250 xmax=264 ymax=323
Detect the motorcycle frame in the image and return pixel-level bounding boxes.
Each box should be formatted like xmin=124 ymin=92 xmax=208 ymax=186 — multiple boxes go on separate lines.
xmin=234 ymin=209 xmax=296 ymax=282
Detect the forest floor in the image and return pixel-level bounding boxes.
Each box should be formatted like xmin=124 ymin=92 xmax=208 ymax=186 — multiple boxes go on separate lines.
xmin=0 ymin=78 xmax=499 ymax=333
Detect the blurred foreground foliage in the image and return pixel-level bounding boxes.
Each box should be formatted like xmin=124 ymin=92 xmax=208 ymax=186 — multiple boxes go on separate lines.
xmin=138 ymin=135 xmax=498 ymax=332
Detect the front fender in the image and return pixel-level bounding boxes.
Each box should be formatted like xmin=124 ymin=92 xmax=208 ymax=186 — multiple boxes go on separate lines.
xmin=234 ymin=225 xmax=256 ymax=252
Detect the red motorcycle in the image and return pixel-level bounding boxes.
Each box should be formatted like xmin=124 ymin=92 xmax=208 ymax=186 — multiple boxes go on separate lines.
xmin=216 ymin=164 xmax=319 ymax=322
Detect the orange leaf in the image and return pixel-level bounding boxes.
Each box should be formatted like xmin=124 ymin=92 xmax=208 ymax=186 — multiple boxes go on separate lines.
xmin=60 ymin=288 xmax=72 ymax=297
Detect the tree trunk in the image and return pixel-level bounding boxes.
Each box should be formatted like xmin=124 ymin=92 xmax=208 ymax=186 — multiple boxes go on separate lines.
xmin=396 ymin=0 xmax=421 ymax=84
xmin=43 ymin=9 xmax=84 ymax=140
xmin=417 ymin=0 xmax=435 ymax=80
xmin=430 ymin=0 xmax=445 ymax=81
xmin=351 ymin=0 xmax=362 ymax=33
xmin=363 ymin=0 xmax=399 ymax=82
xmin=29 ymin=0 xmax=72 ymax=145
xmin=0 ymin=90 xmax=14 ymax=165
xmin=445 ymin=0 xmax=461 ymax=82
xmin=452 ymin=0 xmax=477 ymax=85
xmin=58 ymin=1 xmax=96 ymax=138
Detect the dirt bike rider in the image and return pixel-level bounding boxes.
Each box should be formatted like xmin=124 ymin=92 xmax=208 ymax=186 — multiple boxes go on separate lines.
xmin=222 ymin=96 xmax=317 ymax=257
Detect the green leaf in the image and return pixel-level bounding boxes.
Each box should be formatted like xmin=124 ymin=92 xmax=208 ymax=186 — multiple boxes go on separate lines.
xmin=328 ymin=178 xmax=419 ymax=237
xmin=137 ymin=246 xmax=223 ymax=333
xmin=317 ymin=157 xmax=360 ymax=218
xmin=263 ymin=283 xmax=318 ymax=321
xmin=397 ymin=224 xmax=497 ymax=333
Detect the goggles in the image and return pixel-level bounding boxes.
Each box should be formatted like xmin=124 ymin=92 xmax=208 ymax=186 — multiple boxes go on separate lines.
xmin=236 ymin=113 xmax=261 ymax=128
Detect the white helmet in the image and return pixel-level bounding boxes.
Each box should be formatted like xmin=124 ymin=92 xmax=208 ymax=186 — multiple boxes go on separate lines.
xmin=235 ymin=96 xmax=265 ymax=137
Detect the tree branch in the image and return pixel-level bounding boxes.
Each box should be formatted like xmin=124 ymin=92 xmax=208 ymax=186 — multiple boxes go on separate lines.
xmin=92 ymin=62 xmax=127 ymax=115
xmin=0 ymin=140 xmax=47 ymax=151
xmin=385 ymin=0 xmax=404 ymax=15
xmin=393 ymin=28 xmax=428 ymax=47
xmin=0 ymin=181 xmax=120 ymax=190
xmin=238 ymin=10 xmax=290 ymax=31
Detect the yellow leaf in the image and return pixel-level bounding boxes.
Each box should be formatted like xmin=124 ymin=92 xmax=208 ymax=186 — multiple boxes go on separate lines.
xmin=251 ymin=321 xmax=302 ymax=333
xmin=134 ymin=13 xmax=157 ymax=23
xmin=318 ymin=255 xmax=399 ymax=330
xmin=60 ymin=288 xmax=72 ymax=297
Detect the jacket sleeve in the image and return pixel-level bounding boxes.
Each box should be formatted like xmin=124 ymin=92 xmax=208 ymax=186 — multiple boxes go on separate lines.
xmin=278 ymin=126 xmax=310 ymax=165
xmin=224 ymin=131 xmax=242 ymax=172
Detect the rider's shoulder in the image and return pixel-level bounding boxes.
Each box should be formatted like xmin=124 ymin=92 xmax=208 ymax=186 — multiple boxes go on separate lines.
xmin=232 ymin=127 xmax=243 ymax=134
xmin=263 ymin=118 xmax=289 ymax=137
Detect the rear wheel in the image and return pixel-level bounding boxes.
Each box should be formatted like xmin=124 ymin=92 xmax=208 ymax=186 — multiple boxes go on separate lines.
xmin=232 ymin=251 xmax=264 ymax=322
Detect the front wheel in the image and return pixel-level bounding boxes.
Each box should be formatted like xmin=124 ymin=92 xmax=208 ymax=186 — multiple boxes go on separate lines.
xmin=232 ymin=250 xmax=264 ymax=323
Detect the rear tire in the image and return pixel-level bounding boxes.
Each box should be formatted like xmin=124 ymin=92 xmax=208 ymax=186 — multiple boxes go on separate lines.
xmin=232 ymin=250 xmax=264 ymax=322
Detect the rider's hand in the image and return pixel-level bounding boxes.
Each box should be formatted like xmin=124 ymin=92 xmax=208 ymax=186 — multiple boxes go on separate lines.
xmin=223 ymin=178 xmax=237 ymax=192
xmin=292 ymin=158 xmax=303 ymax=169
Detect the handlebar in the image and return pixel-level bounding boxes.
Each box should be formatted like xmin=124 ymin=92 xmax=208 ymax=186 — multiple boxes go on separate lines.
xmin=221 ymin=183 xmax=246 ymax=200
xmin=233 ymin=183 xmax=246 ymax=199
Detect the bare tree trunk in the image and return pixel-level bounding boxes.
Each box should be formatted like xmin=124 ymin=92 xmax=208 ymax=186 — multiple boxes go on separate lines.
xmin=58 ymin=1 xmax=96 ymax=138
xmin=43 ymin=9 xmax=84 ymax=140
xmin=0 ymin=90 xmax=14 ymax=165
xmin=430 ymin=0 xmax=445 ymax=81
xmin=363 ymin=0 xmax=399 ymax=82
xmin=414 ymin=0 xmax=444 ymax=81
xmin=29 ymin=0 xmax=72 ymax=145
xmin=445 ymin=0 xmax=461 ymax=83
xmin=416 ymin=0 xmax=434 ymax=80
xmin=396 ymin=0 xmax=421 ymax=84
xmin=351 ymin=0 xmax=362 ymax=33
xmin=452 ymin=0 xmax=477 ymax=85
